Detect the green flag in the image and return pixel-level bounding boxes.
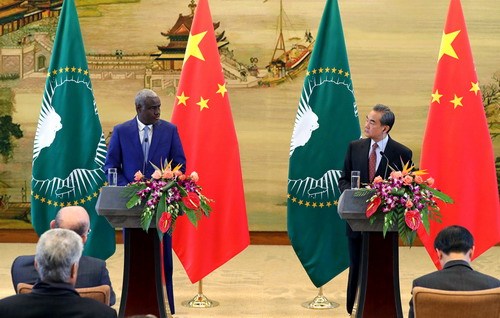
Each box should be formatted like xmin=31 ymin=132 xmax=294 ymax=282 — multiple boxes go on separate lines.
xmin=287 ymin=0 xmax=361 ymax=287
xmin=31 ymin=0 xmax=115 ymax=259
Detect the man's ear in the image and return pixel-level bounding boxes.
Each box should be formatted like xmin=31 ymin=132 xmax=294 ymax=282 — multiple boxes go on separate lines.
xmin=436 ymin=248 xmax=443 ymax=260
xmin=49 ymin=220 xmax=56 ymax=229
xmin=71 ymin=263 xmax=78 ymax=279
xmin=468 ymin=246 xmax=475 ymax=259
xmin=34 ymin=260 xmax=38 ymax=271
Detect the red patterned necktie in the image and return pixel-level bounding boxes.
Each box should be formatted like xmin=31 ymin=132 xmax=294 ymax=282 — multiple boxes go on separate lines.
xmin=369 ymin=143 xmax=378 ymax=181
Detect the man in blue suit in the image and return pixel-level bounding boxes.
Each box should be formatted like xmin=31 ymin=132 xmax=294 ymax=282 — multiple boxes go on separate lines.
xmin=104 ymin=88 xmax=186 ymax=314
xmin=11 ymin=206 xmax=116 ymax=306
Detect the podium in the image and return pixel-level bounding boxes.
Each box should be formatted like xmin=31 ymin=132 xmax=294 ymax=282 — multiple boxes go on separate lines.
xmin=96 ymin=186 xmax=171 ymax=318
xmin=338 ymin=190 xmax=403 ymax=318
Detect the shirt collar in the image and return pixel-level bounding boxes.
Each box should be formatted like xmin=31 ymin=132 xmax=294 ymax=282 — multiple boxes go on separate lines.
xmin=371 ymin=135 xmax=389 ymax=152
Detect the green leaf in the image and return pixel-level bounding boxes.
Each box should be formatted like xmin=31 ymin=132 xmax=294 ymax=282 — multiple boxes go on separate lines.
xmin=353 ymin=188 xmax=373 ymax=197
xmin=140 ymin=211 xmax=152 ymax=232
xmin=156 ymin=192 xmax=167 ymax=241
xmin=184 ymin=209 xmax=199 ymax=227
xmin=421 ymin=208 xmax=430 ymax=234
xmin=421 ymin=184 xmax=454 ymax=203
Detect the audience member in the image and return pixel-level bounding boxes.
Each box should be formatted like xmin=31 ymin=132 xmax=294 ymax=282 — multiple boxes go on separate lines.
xmin=0 ymin=228 xmax=117 ymax=317
xmin=11 ymin=206 xmax=116 ymax=305
xmin=408 ymin=225 xmax=500 ymax=318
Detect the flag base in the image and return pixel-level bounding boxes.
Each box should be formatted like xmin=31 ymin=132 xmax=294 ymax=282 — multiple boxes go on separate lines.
xmin=301 ymin=287 xmax=339 ymax=310
xmin=181 ymin=293 xmax=219 ymax=308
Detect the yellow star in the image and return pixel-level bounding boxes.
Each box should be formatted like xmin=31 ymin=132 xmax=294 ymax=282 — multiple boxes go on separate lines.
xmin=59 ymin=67 xmax=64 ymax=73
xmin=176 ymin=91 xmax=189 ymax=106
xmin=40 ymin=197 xmax=46 ymax=203
xmin=450 ymin=94 xmax=463 ymax=108
xmin=318 ymin=68 xmax=324 ymax=73
xmin=184 ymin=31 xmax=207 ymax=64
xmin=438 ymin=30 xmax=460 ymax=61
xmin=470 ymin=82 xmax=480 ymax=95
xmin=344 ymin=71 xmax=349 ymax=77
xmin=312 ymin=202 xmax=317 ymax=208
xmin=311 ymin=69 xmax=317 ymax=74
xmin=298 ymin=200 xmax=304 ymax=205
xmin=331 ymin=67 xmax=337 ymax=73
xmin=319 ymin=202 xmax=325 ymax=208
xmin=47 ymin=72 xmax=51 ymax=77
xmin=83 ymin=70 xmax=89 ymax=75
xmin=87 ymin=196 xmax=92 ymax=201
xmin=326 ymin=201 xmax=332 ymax=207
xmin=77 ymin=68 xmax=82 ymax=73
xmin=196 ymin=96 xmax=209 ymax=111
xmin=291 ymin=197 xmax=297 ymax=202
xmin=93 ymin=192 xmax=98 ymax=197
xmin=306 ymin=70 xmax=310 ymax=76
xmin=65 ymin=67 xmax=69 ymax=72
xmin=80 ymin=198 xmax=86 ymax=204
xmin=305 ymin=201 xmax=310 ymax=207
xmin=73 ymin=200 xmax=79 ymax=205
xmin=59 ymin=202 xmax=65 ymax=207
xmin=71 ymin=67 xmax=76 ymax=72
xmin=52 ymin=69 xmax=57 ymax=75
xmin=216 ymin=83 xmax=227 ymax=97
xmin=47 ymin=200 xmax=52 ymax=205
xmin=334 ymin=200 xmax=339 ymax=206
xmin=34 ymin=194 xmax=40 ymax=199
xmin=324 ymin=67 xmax=330 ymax=73
xmin=431 ymin=89 xmax=443 ymax=103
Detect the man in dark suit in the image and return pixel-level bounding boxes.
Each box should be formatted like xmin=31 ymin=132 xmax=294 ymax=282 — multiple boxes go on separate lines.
xmin=11 ymin=206 xmax=116 ymax=306
xmin=339 ymin=104 xmax=413 ymax=315
xmin=0 ymin=229 xmax=117 ymax=317
xmin=408 ymin=225 xmax=500 ymax=318
xmin=104 ymin=88 xmax=186 ymax=314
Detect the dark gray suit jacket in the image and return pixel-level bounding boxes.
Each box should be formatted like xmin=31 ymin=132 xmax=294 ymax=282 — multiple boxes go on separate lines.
xmin=339 ymin=136 xmax=413 ymax=237
xmin=11 ymin=255 xmax=116 ymax=306
xmin=408 ymin=260 xmax=500 ymax=318
xmin=0 ymin=281 xmax=117 ymax=318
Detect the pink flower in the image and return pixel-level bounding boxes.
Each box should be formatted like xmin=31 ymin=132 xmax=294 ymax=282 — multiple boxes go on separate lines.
xmin=182 ymin=192 xmax=200 ymax=210
xmin=390 ymin=171 xmax=402 ymax=179
xmin=414 ymin=175 xmax=423 ymax=184
xmin=405 ymin=200 xmax=414 ymax=208
xmin=426 ymin=177 xmax=435 ymax=186
xmin=174 ymin=170 xmax=182 ymax=177
xmin=373 ymin=176 xmax=383 ymax=184
xmin=162 ymin=170 xmax=174 ymax=179
xmin=178 ymin=174 xmax=186 ymax=181
xmin=404 ymin=210 xmax=422 ymax=230
xmin=134 ymin=171 xmax=144 ymax=181
xmin=366 ymin=196 xmax=381 ymax=218
xmin=151 ymin=170 xmax=162 ymax=180
xmin=158 ymin=212 xmax=172 ymax=233
xmin=190 ymin=171 xmax=199 ymax=182
xmin=403 ymin=175 xmax=413 ymax=185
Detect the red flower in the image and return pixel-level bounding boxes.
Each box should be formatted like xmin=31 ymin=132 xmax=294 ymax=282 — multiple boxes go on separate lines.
xmin=182 ymin=192 xmax=200 ymax=210
xmin=158 ymin=212 xmax=172 ymax=233
xmin=366 ymin=196 xmax=381 ymax=218
xmin=404 ymin=210 xmax=422 ymax=231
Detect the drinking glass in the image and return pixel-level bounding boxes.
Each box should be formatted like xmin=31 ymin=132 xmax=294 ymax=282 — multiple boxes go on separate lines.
xmin=351 ymin=170 xmax=360 ymax=189
xmin=107 ymin=168 xmax=117 ymax=186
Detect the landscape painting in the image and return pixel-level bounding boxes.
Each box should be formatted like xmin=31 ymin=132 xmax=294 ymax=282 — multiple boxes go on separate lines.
xmin=0 ymin=0 xmax=498 ymax=231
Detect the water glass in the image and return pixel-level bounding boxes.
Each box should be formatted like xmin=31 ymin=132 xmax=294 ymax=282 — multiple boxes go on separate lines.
xmin=107 ymin=168 xmax=117 ymax=186
xmin=351 ymin=170 xmax=360 ymax=189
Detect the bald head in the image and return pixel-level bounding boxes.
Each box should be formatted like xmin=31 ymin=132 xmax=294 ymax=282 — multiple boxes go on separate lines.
xmin=50 ymin=206 xmax=90 ymax=243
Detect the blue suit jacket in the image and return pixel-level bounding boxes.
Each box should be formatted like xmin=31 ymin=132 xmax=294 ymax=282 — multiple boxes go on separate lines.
xmin=104 ymin=118 xmax=186 ymax=185
xmin=11 ymin=255 xmax=116 ymax=306
xmin=408 ymin=260 xmax=500 ymax=318
xmin=104 ymin=117 xmax=185 ymax=314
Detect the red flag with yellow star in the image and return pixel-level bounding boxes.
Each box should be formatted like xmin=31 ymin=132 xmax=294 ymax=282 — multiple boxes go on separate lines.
xmin=170 ymin=0 xmax=249 ymax=283
xmin=419 ymin=0 xmax=500 ymax=268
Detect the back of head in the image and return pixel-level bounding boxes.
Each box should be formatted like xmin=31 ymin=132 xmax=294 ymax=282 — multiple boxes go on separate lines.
xmin=35 ymin=228 xmax=83 ymax=283
xmin=434 ymin=225 xmax=474 ymax=255
xmin=52 ymin=206 xmax=90 ymax=238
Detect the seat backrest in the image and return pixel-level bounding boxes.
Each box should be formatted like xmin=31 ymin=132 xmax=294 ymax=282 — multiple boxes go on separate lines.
xmin=412 ymin=286 xmax=500 ymax=318
xmin=17 ymin=282 xmax=111 ymax=306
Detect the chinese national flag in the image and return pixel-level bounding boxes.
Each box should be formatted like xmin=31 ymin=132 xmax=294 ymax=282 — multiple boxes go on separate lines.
xmin=419 ymin=0 xmax=500 ymax=268
xmin=171 ymin=0 xmax=249 ymax=283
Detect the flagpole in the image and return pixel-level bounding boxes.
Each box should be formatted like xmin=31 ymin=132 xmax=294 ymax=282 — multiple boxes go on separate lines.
xmin=301 ymin=286 xmax=339 ymax=309
xmin=181 ymin=279 xmax=219 ymax=308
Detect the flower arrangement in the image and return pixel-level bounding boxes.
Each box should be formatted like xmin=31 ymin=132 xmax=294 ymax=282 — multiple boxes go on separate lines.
xmin=123 ymin=161 xmax=212 ymax=240
xmin=355 ymin=162 xmax=453 ymax=245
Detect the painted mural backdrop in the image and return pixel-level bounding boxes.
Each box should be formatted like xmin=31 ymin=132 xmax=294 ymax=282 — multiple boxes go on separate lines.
xmin=0 ymin=0 xmax=498 ymax=231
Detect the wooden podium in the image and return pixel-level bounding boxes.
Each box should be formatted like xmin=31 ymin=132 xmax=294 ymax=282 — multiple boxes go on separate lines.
xmin=338 ymin=190 xmax=403 ymax=318
xmin=96 ymin=186 xmax=171 ymax=318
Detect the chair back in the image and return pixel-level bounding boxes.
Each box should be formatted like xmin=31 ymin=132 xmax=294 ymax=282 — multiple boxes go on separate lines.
xmin=412 ymin=286 xmax=500 ymax=318
xmin=17 ymin=282 xmax=111 ymax=306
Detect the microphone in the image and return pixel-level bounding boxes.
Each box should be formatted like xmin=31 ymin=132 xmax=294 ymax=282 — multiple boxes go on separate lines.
xmin=379 ymin=151 xmax=396 ymax=178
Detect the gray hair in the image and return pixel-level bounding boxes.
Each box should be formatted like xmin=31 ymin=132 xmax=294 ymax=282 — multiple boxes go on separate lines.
xmin=135 ymin=89 xmax=159 ymax=108
xmin=373 ymin=104 xmax=395 ymax=132
xmin=35 ymin=228 xmax=83 ymax=283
